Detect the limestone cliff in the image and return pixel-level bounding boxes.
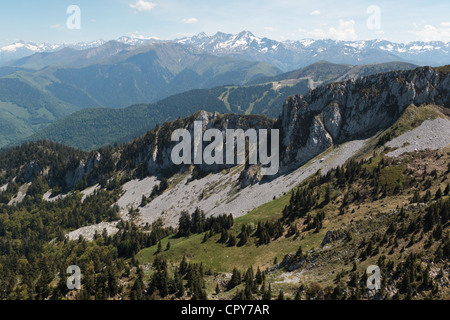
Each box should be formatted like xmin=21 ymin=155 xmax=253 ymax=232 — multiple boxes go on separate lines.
xmin=279 ymin=66 xmax=450 ymax=168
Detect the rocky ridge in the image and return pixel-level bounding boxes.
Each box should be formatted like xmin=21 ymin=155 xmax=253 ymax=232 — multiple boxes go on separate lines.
xmin=279 ymin=66 xmax=450 ymax=169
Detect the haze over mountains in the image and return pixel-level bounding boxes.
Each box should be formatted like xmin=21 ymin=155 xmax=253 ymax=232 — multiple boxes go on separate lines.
xmin=0 ymin=37 xmax=147 ymax=66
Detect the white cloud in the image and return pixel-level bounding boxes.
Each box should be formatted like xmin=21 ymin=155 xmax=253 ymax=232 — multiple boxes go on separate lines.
xmin=299 ymin=20 xmax=357 ymax=40
xmin=413 ymin=24 xmax=450 ymax=42
xmin=175 ymin=32 xmax=194 ymax=38
xmin=182 ymin=18 xmax=198 ymax=24
xmin=307 ymin=28 xmax=327 ymax=38
xmin=126 ymin=32 xmax=159 ymax=40
xmin=328 ymin=19 xmax=358 ymax=41
xmin=91 ymin=19 xmax=97 ymax=23
xmin=129 ymin=0 xmax=157 ymax=13
xmin=310 ymin=10 xmax=321 ymax=16
xmin=50 ymin=24 xmax=61 ymax=29
xmin=264 ymin=27 xmax=274 ymax=31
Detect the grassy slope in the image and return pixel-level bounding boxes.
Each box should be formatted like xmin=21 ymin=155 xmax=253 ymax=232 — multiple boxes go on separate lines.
xmin=136 ymin=191 xmax=308 ymax=272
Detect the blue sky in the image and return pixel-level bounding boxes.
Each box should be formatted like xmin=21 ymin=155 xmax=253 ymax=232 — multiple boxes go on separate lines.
xmin=1 ymin=0 xmax=450 ymax=46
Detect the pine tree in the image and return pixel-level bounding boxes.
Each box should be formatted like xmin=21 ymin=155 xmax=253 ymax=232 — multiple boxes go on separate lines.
xmin=238 ymin=226 xmax=249 ymax=246
xmin=215 ymin=283 xmax=220 ymax=295
xmin=178 ymin=211 xmax=191 ymax=237
xmin=262 ymin=284 xmax=272 ymax=300
xmin=174 ymin=267 xmax=184 ymax=298
xmin=140 ymin=195 xmax=148 ymax=207
xmin=180 ymin=256 xmax=187 ymax=274
xmin=219 ymin=229 xmax=229 ymax=243
xmin=435 ymin=188 xmax=443 ymax=199
xmin=255 ymin=267 xmax=263 ymax=285
xmin=228 ymin=234 xmax=236 ymax=246
xmin=295 ymin=245 xmax=303 ymax=258
xmin=411 ymin=190 xmax=421 ymax=203
xmin=156 ymin=241 xmax=162 ymax=254
xmin=433 ymin=224 xmax=443 ymax=240
xmin=107 ymin=267 xmax=119 ymax=297
xmin=228 ymin=268 xmax=241 ymax=289
xmin=244 ymin=267 xmax=256 ymax=293
xmin=324 ymin=186 xmax=331 ymax=204
xmin=444 ymin=183 xmax=450 ymax=195
xmin=131 ymin=267 xmax=145 ymax=300
xmin=423 ymin=190 xmax=432 ymax=203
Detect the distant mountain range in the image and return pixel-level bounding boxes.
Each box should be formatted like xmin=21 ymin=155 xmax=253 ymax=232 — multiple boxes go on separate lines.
xmin=178 ymin=31 xmax=450 ymax=71
xmin=2 ymin=31 xmax=449 ymax=71
xmin=0 ymin=37 xmax=157 ymax=66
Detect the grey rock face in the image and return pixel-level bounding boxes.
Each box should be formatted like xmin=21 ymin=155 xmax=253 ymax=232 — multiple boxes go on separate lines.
xmin=64 ymin=152 xmax=101 ymax=188
xmin=24 ymin=161 xmax=43 ymax=182
xmin=321 ymin=230 xmax=347 ymax=247
xmin=144 ymin=111 xmax=275 ymax=175
xmin=279 ymin=67 xmax=450 ymax=168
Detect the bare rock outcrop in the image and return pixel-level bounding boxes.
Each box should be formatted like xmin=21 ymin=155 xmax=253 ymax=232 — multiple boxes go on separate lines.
xmin=279 ymin=67 xmax=450 ymax=170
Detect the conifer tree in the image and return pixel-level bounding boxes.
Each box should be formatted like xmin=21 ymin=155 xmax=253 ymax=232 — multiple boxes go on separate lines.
xmin=156 ymin=241 xmax=162 ymax=254
xmin=215 ymin=283 xmax=220 ymax=295
xmin=229 ymin=268 xmax=242 ymax=289
xmin=262 ymin=284 xmax=272 ymax=300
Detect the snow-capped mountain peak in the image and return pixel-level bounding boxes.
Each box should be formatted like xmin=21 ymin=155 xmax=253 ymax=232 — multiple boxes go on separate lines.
xmin=1 ymin=31 xmax=449 ymax=69
xmin=0 ymin=41 xmax=60 ymax=53
xmin=176 ymin=31 xmax=450 ymax=70
xmin=177 ymin=30 xmax=281 ymax=54
xmin=0 ymin=36 xmax=158 ymax=65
